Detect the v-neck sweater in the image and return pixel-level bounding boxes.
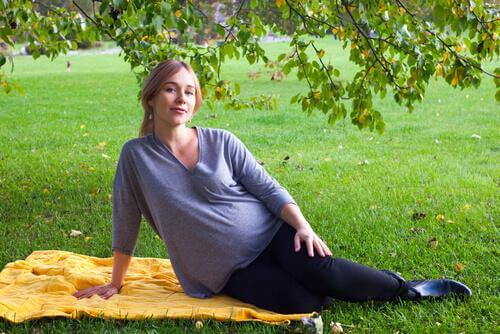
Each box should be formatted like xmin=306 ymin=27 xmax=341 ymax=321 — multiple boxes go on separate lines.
xmin=111 ymin=127 xmax=297 ymax=298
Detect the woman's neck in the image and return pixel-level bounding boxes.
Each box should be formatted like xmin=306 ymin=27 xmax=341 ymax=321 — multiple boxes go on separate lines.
xmin=154 ymin=125 xmax=194 ymax=152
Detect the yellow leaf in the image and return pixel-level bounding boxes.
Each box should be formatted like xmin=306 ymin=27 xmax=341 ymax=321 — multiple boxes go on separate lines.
xmin=436 ymin=214 xmax=445 ymax=221
xmin=446 ymin=219 xmax=454 ymax=224
xmin=42 ymin=188 xmax=50 ymax=194
xmin=276 ymin=0 xmax=286 ymax=8
xmin=435 ymin=63 xmax=443 ymax=78
xmin=175 ymin=10 xmax=182 ymax=18
xmin=102 ymin=153 xmax=110 ymax=160
xmin=317 ymin=49 xmax=325 ymax=58
xmin=82 ymin=133 xmax=89 ymax=137
xmin=442 ymin=52 xmax=449 ymax=63
xmin=97 ymin=141 xmax=107 ymax=150
xmin=454 ymin=263 xmax=465 ymax=272
xmin=85 ymin=236 xmax=92 ymax=242
xmin=313 ymin=91 xmax=321 ymax=100
xmin=451 ymin=73 xmax=459 ymax=87
xmin=462 ymin=203 xmax=471 ymax=211
xmin=455 ymin=43 xmax=462 ymax=53
xmin=79 ymin=124 xmax=85 ymax=129
xmin=88 ymin=167 xmax=95 ymax=172
xmin=358 ymin=109 xmax=368 ymax=125
xmin=331 ymin=27 xmax=339 ymax=35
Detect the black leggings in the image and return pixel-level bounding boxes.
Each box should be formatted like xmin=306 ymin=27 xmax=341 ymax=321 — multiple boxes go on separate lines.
xmin=220 ymin=222 xmax=407 ymax=314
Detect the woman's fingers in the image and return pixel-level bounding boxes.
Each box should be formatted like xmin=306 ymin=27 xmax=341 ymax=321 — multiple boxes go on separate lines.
xmin=73 ymin=286 xmax=96 ymax=298
xmin=313 ymin=239 xmax=326 ymax=257
xmin=99 ymin=288 xmax=117 ymax=300
xmin=319 ymin=238 xmax=333 ymax=256
xmin=306 ymin=237 xmax=315 ymax=257
xmin=74 ymin=284 xmax=117 ymax=300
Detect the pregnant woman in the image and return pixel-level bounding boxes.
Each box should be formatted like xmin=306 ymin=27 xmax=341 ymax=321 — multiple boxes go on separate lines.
xmin=73 ymin=60 xmax=471 ymax=314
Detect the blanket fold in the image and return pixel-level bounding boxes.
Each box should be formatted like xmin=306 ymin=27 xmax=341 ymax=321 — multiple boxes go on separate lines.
xmin=0 ymin=250 xmax=314 ymax=324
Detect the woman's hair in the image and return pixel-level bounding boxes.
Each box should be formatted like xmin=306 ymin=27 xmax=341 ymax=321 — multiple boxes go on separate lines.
xmin=139 ymin=60 xmax=203 ymax=137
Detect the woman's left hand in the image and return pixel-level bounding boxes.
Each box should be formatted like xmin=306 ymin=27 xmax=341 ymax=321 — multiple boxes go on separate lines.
xmin=294 ymin=226 xmax=333 ymax=257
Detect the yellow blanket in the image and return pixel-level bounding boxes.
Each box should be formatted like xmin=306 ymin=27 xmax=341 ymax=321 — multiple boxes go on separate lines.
xmin=0 ymin=250 xmax=314 ymax=324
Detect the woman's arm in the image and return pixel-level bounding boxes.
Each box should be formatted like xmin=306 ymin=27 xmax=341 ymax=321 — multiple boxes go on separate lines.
xmin=280 ymin=203 xmax=332 ymax=258
xmin=73 ymin=250 xmax=132 ymax=300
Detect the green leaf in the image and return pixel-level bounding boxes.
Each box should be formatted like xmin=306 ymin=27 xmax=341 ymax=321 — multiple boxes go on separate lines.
xmin=152 ymin=15 xmax=164 ymax=33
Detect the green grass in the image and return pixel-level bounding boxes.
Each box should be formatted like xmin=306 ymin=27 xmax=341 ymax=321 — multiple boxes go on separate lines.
xmin=1 ymin=38 xmax=499 ymax=333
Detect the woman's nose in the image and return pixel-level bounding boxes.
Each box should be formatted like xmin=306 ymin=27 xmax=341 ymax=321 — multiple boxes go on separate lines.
xmin=175 ymin=92 xmax=187 ymax=103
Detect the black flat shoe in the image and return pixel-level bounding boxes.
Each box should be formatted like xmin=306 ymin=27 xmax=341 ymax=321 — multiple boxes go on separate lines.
xmin=405 ymin=278 xmax=472 ymax=300
xmin=379 ymin=269 xmax=472 ymax=300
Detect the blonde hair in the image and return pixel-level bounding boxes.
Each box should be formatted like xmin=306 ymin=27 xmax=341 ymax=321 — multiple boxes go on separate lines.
xmin=139 ymin=60 xmax=203 ymax=137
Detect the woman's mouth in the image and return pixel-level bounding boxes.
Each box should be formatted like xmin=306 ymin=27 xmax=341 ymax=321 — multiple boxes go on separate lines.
xmin=171 ymin=108 xmax=187 ymax=114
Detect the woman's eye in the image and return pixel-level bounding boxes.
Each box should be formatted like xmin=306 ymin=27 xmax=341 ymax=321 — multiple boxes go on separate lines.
xmin=186 ymin=91 xmax=194 ymax=95
xmin=165 ymin=87 xmax=175 ymax=92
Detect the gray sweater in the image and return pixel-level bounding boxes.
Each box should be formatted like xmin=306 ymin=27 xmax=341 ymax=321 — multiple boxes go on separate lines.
xmin=112 ymin=126 xmax=297 ymax=298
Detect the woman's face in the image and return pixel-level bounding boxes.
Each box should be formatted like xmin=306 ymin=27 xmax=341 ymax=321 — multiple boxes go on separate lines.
xmin=148 ymin=67 xmax=197 ymax=128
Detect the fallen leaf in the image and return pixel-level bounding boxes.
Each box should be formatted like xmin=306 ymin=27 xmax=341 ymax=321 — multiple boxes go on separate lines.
xmin=330 ymin=321 xmax=344 ymax=333
xmin=69 ymin=230 xmax=82 ymax=237
xmin=338 ymin=144 xmax=343 ymax=150
xmin=410 ymin=227 xmax=426 ymax=234
xmin=88 ymin=167 xmax=95 ymax=172
xmin=428 ymin=237 xmax=438 ymax=249
xmin=42 ymin=188 xmax=50 ymax=194
xmin=436 ymin=214 xmax=445 ymax=221
xmin=84 ymin=236 xmax=92 ymax=242
xmin=462 ymin=203 xmax=471 ymax=211
xmin=195 ymin=320 xmax=203 ymax=329
xmin=471 ymin=134 xmax=481 ymax=139
xmin=324 ymin=157 xmax=332 ymax=161
xmin=44 ymin=214 xmax=53 ymax=224
xmin=455 ymin=263 xmax=465 ymax=272
xmin=435 ymin=139 xmax=441 ymax=145
xmin=101 ymin=153 xmax=110 ymax=160
xmin=412 ymin=212 xmax=427 ymax=221
xmin=358 ymin=159 xmax=369 ymax=165
xmin=97 ymin=141 xmax=107 ymax=150
xmin=82 ymin=133 xmax=89 ymax=137
xmin=446 ymin=219 xmax=455 ymax=224
xmin=79 ymin=124 xmax=85 ymax=129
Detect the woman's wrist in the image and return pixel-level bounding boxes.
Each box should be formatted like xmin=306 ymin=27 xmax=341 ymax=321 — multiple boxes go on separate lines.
xmin=280 ymin=203 xmax=311 ymax=230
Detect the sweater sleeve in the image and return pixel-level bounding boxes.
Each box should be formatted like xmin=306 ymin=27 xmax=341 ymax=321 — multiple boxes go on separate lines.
xmin=111 ymin=143 xmax=142 ymax=256
xmin=226 ymin=131 xmax=297 ymax=217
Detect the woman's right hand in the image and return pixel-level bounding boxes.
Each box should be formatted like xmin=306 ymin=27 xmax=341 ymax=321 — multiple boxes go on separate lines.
xmin=72 ymin=283 xmax=121 ymax=300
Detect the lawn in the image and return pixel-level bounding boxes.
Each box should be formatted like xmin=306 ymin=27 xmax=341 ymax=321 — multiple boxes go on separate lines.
xmin=0 ymin=38 xmax=498 ymax=333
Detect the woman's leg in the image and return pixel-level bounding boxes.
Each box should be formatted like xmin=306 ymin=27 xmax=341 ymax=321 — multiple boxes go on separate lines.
xmin=220 ymin=246 xmax=333 ymax=314
xmin=268 ymin=223 xmax=407 ymax=302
